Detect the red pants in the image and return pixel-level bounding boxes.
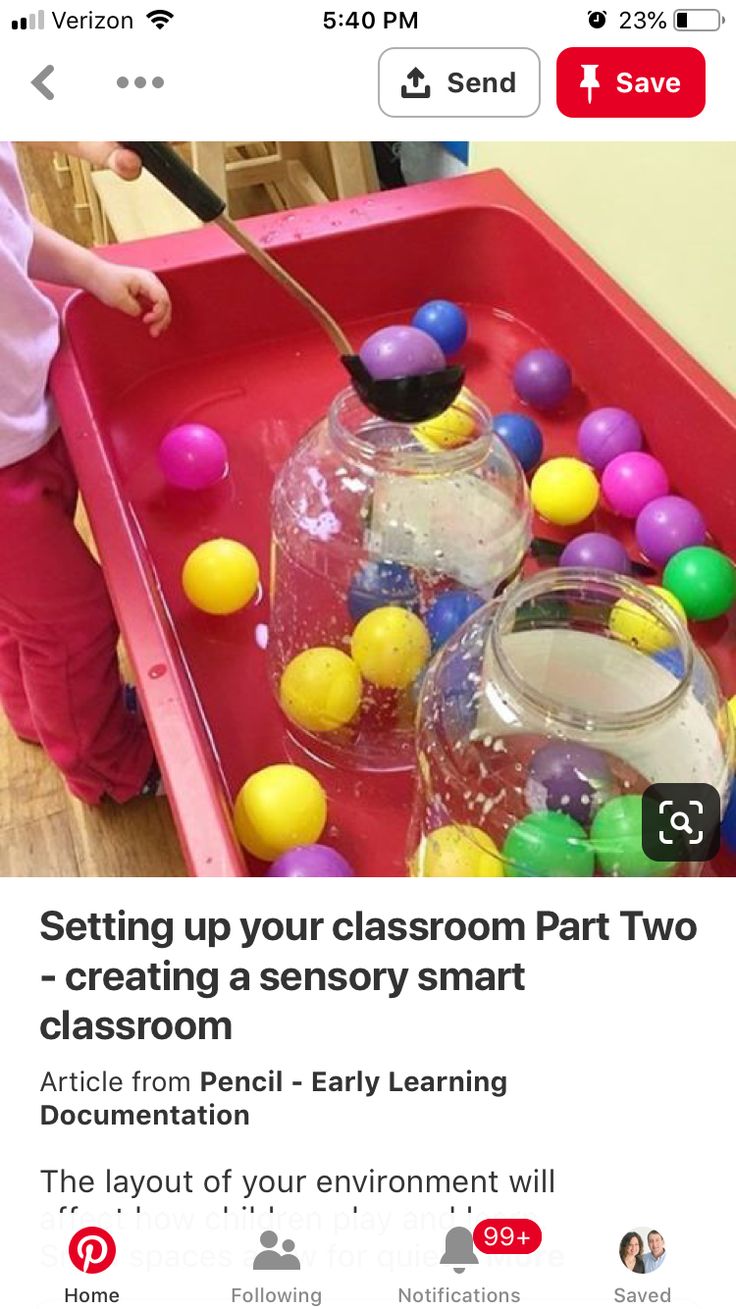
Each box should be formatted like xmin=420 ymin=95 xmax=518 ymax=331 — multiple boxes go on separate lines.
xmin=0 ymin=431 xmax=154 ymax=803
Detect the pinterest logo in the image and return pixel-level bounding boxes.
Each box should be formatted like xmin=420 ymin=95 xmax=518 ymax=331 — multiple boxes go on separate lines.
xmin=69 ymin=1228 xmax=117 ymax=1274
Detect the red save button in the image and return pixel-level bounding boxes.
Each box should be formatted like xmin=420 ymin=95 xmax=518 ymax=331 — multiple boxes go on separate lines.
xmin=557 ymin=47 xmax=706 ymax=117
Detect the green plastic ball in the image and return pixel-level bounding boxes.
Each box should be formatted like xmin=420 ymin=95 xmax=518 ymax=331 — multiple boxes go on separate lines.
xmin=662 ymin=546 xmax=736 ymax=622
xmin=591 ymin=795 xmax=675 ymax=876
xmin=502 ymin=811 xmax=594 ymax=877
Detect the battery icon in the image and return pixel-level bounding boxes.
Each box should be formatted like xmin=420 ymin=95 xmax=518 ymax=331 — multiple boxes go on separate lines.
xmin=674 ymin=8 xmax=723 ymax=28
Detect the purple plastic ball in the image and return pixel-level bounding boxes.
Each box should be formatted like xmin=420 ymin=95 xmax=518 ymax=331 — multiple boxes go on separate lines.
xmin=267 ymin=844 xmax=355 ymax=878
xmin=560 ymin=532 xmax=632 ymax=575
xmin=513 ymin=349 xmax=572 ymax=412
xmin=158 ymin=423 xmax=228 ymax=490
xmin=635 ymin=495 xmax=707 ymax=567
xmin=577 ymin=407 xmax=643 ymax=472
xmin=359 ymin=325 xmax=446 ymax=381
xmin=526 ymin=742 xmax=613 ymax=828
xmin=601 ymin=451 xmax=670 ymax=519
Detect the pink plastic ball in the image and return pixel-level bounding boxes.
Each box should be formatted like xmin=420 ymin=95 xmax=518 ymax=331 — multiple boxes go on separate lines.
xmin=359 ymin=325 xmax=446 ymax=381
xmin=158 ymin=424 xmax=229 ymax=490
xmin=601 ymin=451 xmax=670 ymax=519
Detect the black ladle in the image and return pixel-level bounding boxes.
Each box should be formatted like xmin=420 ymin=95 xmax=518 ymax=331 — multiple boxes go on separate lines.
xmin=121 ymin=142 xmax=465 ymax=423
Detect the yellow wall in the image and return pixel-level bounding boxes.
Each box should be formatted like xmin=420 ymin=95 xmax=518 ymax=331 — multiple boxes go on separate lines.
xmin=469 ymin=142 xmax=736 ymax=394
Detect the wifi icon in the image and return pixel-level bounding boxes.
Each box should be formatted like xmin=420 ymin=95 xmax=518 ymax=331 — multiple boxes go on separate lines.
xmin=147 ymin=8 xmax=173 ymax=27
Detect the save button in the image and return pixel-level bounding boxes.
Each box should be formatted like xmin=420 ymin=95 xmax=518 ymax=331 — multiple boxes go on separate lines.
xmin=557 ymin=47 xmax=706 ymax=117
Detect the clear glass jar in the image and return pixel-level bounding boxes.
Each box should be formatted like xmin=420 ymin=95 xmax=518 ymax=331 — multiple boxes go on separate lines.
xmin=410 ymin=570 xmax=733 ymax=876
xmin=270 ymin=387 xmax=531 ymax=771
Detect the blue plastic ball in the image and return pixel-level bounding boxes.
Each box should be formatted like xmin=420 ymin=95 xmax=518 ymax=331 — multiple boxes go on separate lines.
xmin=347 ymin=560 xmax=419 ymax=623
xmin=652 ymin=648 xmax=687 ymax=679
xmin=722 ymin=786 xmax=736 ymax=852
xmin=493 ymin=412 xmax=544 ymax=473
xmin=411 ymin=300 xmax=468 ymax=357
xmin=425 ymin=588 xmax=484 ymax=650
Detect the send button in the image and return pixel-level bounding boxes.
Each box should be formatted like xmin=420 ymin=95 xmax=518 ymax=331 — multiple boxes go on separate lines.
xmin=379 ymin=48 xmax=541 ymax=117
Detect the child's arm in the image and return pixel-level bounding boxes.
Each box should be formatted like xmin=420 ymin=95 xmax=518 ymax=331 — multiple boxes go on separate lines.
xmin=28 ymin=220 xmax=172 ymax=338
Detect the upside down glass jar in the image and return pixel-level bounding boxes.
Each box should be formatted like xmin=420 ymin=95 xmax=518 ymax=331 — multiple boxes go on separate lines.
xmin=269 ymin=387 xmax=531 ymax=771
xmin=410 ymin=570 xmax=734 ymax=876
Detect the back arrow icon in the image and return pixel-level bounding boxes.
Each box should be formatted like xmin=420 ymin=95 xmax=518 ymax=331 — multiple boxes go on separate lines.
xmin=31 ymin=65 xmax=55 ymax=99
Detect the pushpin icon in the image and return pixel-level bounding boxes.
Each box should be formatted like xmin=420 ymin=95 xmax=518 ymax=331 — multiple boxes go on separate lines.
xmin=580 ymin=63 xmax=600 ymax=103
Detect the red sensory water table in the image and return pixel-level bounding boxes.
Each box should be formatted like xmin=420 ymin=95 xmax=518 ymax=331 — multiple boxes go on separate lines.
xmin=49 ymin=169 xmax=736 ymax=877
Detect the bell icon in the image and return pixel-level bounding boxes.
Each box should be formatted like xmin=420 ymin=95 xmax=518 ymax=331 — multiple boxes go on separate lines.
xmin=440 ymin=1226 xmax=478 ymax=1274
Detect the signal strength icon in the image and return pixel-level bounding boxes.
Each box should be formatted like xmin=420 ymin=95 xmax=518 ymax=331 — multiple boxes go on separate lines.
xmin=147 ymin=8 xmax=174 ymax=27
xmin=11 ymin=8 xmax=45 ymax=28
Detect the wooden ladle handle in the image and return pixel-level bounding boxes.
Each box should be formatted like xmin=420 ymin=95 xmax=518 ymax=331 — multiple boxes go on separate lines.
xmin=216 ymin=214 xmax=353 ymax=356
xmin=121 ymin=142 xmax=353 ymax=356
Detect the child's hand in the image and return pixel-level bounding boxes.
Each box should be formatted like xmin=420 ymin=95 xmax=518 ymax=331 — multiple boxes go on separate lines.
xmin=88 ymin=262 xmax=172 ymax=338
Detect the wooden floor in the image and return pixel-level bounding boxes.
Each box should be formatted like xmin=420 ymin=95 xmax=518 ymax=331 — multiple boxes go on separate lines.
xmin=2 ymin=148 xmax=188 ymax=877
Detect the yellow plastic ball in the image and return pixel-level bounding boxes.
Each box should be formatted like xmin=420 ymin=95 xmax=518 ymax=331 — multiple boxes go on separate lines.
xmin=530 ymin=457 xmax=600 ymax=527
xmin=729 ymin=695 xmax=736 ymax=731
xmin=413 ymin=390 xmax=476 ymax=451
xmin=234 ymin=764 xmax=327 ymax=861
xmin=609 ymin=585 xmax=687 ymax=654
xmin=413 ymin=825 xmax=504 ymax=877
xmin=280 ymin=647 xmax=362 ymax=733
xmin=182 ymin=539 xmax=259 ymax=615
xmin=351 ymin=606 xmax=431 ymax=689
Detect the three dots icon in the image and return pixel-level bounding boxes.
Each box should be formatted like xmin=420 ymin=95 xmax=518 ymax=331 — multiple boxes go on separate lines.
xmin=117 ymin=75 xmax=164 ymax=88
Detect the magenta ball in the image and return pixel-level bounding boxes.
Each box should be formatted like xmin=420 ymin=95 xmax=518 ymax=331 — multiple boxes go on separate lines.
xmin=560 ymin=532 xmax=632 ymax=575
xmin=635 ymin=495 xmax=707 ymax=567
xmin=577 ymin=407 xmax=643 ymax=472
xmin=359 ymin=325 xmax=446 ymax=381
xmin=158 ymin=424 xmax=228 ymax=490
xmin=601 ymin=451 xmax=670 ymax=519
xmin=267 ymin=844 xmax=355 ymax=878
xmin=512 ymin=349 xmax=572 ymax=411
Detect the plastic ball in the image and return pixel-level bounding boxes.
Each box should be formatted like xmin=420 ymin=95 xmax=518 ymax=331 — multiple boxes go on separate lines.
xmin=560 ymin=532 xmax=632 ymax=575
xmin=413 ymin=391 xmax=476 ymax=450
xmin=577 ymin=407 xmax=643 ymax=472
xmin=280 ymin=648 xmax=362 ymax=733
xmin=425 ymin=588 xmax=484 ymax=651
xmin=512 ymin=349 xmax=572 ymax=412
xmin=267 ymin=844 xmax=355 ymax=878
xmin=351 ymin=606 xmax=431 ymax=689
xmin=592 ymin=795 xmax=675 ymax=876
xmin=526 ymin=742 xmax=613 ymax=828
xmin=530 ymin=457 xmax=599 ymax=527
xmin=414 ymin=825 xmax=504 ymax=877
xmin=182 ymin=539 xmax=259 ymax=615
xmin=234 ymin=765 xmax=327 ymax=861
xmin=359 ymin=325 xmax=446 ymax=381
xmin=493 ymin=412 xmax=544 ymax=473
xmin=609 ymin=585 xmax=686 ymax=654
xmin=411 ymin=299 xmax=468 ymax=357
xmin=730 ymin=695 xmax=736 ymax=732
xmin=347 ymin=561 xmax=419 ymax=623
xmin=601 ymin=451 xmax=669 ymax=519
xmin=662 ymin=546 xmax=736 ymax=622
xmin=158 ymin=423 xmax=228 ymax=490
xmin=635 ymin=496 xmax=707 ymax=567
xmin=653 ymin=647 xmax=687 ymax=679
xmin=502 ymin=811 xmax=594 ymax=876
xmin=722 ymin=787 xmax=736 ymax=852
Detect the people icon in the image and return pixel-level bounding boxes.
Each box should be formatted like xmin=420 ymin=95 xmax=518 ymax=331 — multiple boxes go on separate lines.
xmin=253 ymin=1231 xmax=301 ymax=1271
